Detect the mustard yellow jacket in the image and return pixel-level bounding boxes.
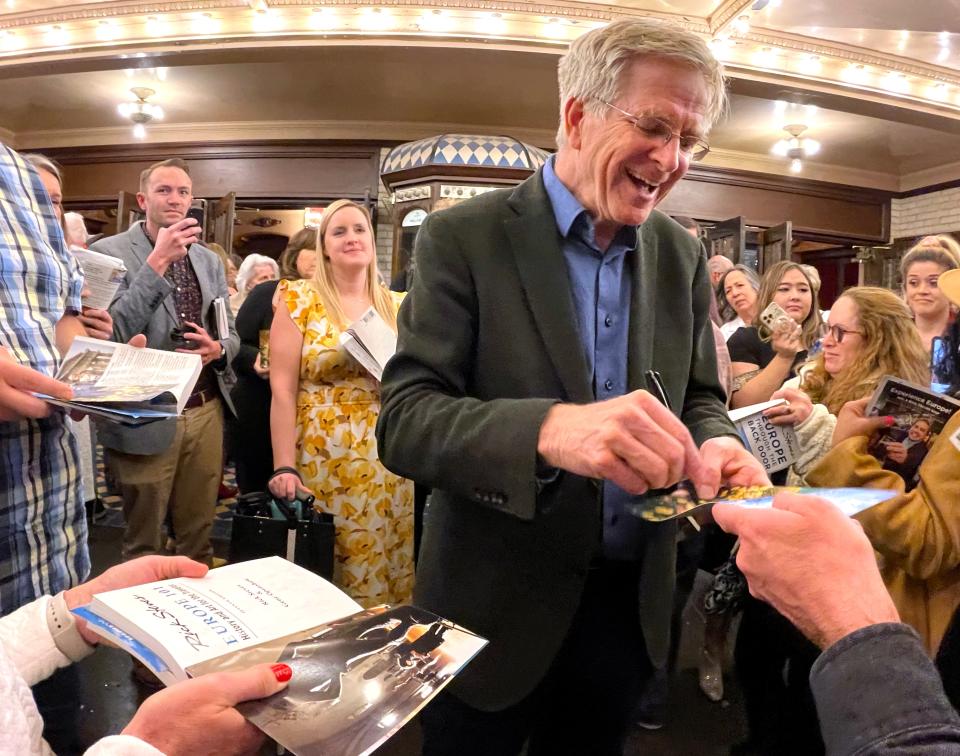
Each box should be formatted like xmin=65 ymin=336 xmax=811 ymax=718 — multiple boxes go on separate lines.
xmin=807 ymin=412 xmax=960 ymax=655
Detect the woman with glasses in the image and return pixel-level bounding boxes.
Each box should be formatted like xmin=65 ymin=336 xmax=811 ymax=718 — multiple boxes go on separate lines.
xmin=804 ymin=269 xmax=960 ymax=657
xmin=728 ymin=261 xmax=823 ymax=409
xmin=901 ymin=235 xmax=960 ymax=352
xmin=764 ymin=287 xmax=929 ymax=485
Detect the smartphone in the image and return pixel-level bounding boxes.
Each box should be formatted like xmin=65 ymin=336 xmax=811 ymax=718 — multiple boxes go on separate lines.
xmin=758 ymin=301 xmax=793 ymax=334
xmin=931 ymin=336 xmax=952 ymax=394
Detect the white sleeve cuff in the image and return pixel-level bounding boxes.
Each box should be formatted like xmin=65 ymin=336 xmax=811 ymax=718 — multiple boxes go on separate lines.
xmin=85 ymin=734 xmax=167 ymax=756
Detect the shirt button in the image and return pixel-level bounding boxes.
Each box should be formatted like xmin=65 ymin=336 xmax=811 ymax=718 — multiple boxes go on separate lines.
xmin=604 ymin=379 xmax=614 ymax=391
xmin=604 ymin=314 xmax=613 ymax=327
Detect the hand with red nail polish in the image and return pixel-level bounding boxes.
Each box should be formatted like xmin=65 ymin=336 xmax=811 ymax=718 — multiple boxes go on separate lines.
xmin=122 ymin=662 xmax=291 ymax=755
xmin=832 ymin=397 xmax=896 ymax=448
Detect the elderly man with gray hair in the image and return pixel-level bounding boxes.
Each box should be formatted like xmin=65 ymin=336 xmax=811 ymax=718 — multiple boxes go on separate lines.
xmin=376 ymin=18 xmax=767 ymax=755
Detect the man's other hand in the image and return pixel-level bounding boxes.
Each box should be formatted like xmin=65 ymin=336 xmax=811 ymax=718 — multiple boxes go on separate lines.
xmin=697 ymin=436 xmax=770 ymax=500
xmin=177 ymin=321 xmax=222 ymax=366
xmin=712 ymin=492 xmax=899 ymax=650
xmin=78 ymin=307 xmax=113 ymax=340
xmin=0 ymin=346 xmax=72 ymax=421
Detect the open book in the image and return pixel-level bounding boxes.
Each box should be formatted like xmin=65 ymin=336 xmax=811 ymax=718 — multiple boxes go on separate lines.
xmin=73 ymin=557 xmax=487 ymax=756
xmin=865 ymin=376 xmax=960 ymax=490
xmin=629 ymin=483 xmax=898 ymax=523
xmin=38 ymin=336 xmax=201 ymax=425
xmin=71 ymin=246 xmax=127 ymax=311
xmin=338 ymin=307 xmax=397 ymax=381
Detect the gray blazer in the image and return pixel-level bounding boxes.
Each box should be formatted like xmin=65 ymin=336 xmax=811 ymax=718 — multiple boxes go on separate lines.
xmin=377 ymin=171 xmax=737 ymax=711
xmin=91 ymin=222 xmax=239 ymax=455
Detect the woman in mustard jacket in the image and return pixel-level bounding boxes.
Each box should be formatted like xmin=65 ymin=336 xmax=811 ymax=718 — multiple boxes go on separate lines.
xmin=808 ymin=267 xmax=960 ymax=654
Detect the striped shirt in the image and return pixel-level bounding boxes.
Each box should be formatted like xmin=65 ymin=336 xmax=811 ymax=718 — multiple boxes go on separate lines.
xmin=0 ymin=144 xmax=88 ymax=615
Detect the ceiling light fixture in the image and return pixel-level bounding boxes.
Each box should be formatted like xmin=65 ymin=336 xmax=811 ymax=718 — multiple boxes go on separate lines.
xmin=117 ymin=86 xmax=163 ymax=140
xmin=733 ymin=14 xmax=751 ymax=35
xmin=771 ymin=123 xmax=820 ymax=173
xmin=45 ymin=25 xmax=69 ymax=46
xmin=96 ymin=19 xmax=119 ymax=41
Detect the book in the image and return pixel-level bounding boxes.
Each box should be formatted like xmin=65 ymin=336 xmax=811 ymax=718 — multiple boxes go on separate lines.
xmin=37 ymin=336 xmax=202 ymax=425
xmin=71 ymin=246 xmax=127 ymax=311
xmin=338 ymin=307 xmax=397 ymax=381
xmin=73 ymin=557 xmax=487 ymax=756
xmin=728 ymin=399 xmax=799 ymax=474
xmin=865 ymin=376 xmax=960 ymax=490
xmin=629 ymin=483 xmax=898 ymax=523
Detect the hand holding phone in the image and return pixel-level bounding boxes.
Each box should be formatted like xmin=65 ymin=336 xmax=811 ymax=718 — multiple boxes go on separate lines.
xmin=759 ymin=302 xmax=794 ymax=335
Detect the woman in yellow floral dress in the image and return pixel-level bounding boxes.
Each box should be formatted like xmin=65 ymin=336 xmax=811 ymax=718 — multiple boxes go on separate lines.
xmin=268 ymin=199 xmax=413 ymax=606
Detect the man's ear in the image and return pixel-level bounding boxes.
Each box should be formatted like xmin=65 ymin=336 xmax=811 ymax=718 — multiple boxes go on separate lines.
xmin=563 ymin=97 xmax=587 ymax=150
xmin=136 ymin=192 xmax=147 ymax=211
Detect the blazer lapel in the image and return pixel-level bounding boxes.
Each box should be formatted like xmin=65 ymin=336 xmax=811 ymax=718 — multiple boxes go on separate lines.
xmin=132 ymin=222 xmax=178 ymax=324
xmin=505 ymin=174 xmax=593 ymax=404
xmin=627 ymin=223 xmax=656 ymax=393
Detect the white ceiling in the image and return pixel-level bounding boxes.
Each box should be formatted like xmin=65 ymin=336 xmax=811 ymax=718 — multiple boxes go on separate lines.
xmin=0 ymin=0 xmax=959 ymax=190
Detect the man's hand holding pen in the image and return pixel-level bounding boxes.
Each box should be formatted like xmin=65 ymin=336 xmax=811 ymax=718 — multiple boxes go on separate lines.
xmin=536 ymin=388 xmax=769 ymax=499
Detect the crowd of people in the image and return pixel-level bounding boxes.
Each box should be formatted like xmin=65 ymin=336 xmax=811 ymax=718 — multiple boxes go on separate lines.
xmin=1 ymin=14 xmax=960 ymax=756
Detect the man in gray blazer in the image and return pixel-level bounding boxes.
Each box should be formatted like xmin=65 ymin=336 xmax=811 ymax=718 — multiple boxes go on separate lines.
xmin=376 ymin=19 xmax=768 ymax=755
xmin=92 ymin=158 xmax=238 ymax=566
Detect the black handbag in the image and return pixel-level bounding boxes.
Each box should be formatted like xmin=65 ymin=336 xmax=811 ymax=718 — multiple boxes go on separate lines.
xmin=228 ymin=491 xmax=335 ymax=580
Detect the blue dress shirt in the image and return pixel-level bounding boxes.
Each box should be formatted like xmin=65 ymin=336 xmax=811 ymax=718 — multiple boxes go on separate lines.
xmin=542 ymin=158 xmax=645 ymax=560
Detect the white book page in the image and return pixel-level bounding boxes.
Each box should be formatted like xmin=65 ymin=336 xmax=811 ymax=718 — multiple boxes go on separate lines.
xmin=57 ymin=337 xmax=202 ymax=412
xmin=91 ymin=557 xmax=361 ymax=675
xmin=346 ymin=307 xmax=397 ymax=373
xmin=339 ymin=332 xmax=383 ymax=380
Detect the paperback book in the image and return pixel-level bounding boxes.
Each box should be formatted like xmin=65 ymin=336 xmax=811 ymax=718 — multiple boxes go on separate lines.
xmin=339 ymin=306 xmax=397 ymax=381
xmin=37 ymin=336 xmax=201 ymax=425
xmin=728 ymin=398 xmax=799 ymax=474
xmin=73 ymin=557 xmax=486 ymax=756
xmin=865 ymin=376 xmax=960 ymax=490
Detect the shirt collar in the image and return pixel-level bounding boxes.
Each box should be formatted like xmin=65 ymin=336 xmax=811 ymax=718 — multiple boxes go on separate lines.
xmin=542 ymin=156 xmax=638 ymax=253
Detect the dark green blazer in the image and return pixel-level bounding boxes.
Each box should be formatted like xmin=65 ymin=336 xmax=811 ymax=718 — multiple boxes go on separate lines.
xmin=376 ymin=170 xmax=736 ymax=711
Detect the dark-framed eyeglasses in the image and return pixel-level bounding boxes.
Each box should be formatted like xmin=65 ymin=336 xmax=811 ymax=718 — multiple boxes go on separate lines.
xmin=598 ymin=100 xmax=711 ymax=162
xmin=826 ymin=324 xmax=863 ymax=344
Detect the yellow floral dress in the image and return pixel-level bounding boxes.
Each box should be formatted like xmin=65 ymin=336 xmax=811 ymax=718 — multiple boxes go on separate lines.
xmin=281 ymin=279 xmax=414 ymax=607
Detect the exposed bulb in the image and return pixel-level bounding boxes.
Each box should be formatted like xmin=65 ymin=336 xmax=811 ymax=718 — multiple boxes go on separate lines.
xmin=790 ymin=158 xmax=802 ymax=173
xmin=133 ymin=123 xmax=146 ymax=139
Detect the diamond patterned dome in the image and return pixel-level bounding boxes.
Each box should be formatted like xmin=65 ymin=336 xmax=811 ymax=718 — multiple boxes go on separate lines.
xmin=381 ymin=134 xmax=551 ymax=177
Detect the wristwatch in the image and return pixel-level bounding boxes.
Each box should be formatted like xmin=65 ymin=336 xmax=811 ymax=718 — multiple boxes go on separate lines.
xmin=46 ymin=592 xmax=95 ymax=662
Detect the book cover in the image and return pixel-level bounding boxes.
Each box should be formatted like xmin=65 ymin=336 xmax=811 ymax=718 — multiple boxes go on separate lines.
xmin=629 ymin=483 xmax=898 ymax=522
xmin=728 ymin=399 xmax=799 ymax=474
xmin=865 ymin=376 xmax=960 ymax=490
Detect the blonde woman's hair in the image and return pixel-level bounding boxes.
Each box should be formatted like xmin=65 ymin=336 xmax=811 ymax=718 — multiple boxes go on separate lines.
xmin=801 ymin=287 xmax=929 ymax=414
xmin=755 ymin=261 xmax=823 ymax=349
xmin=312 ymin=199 xmax=397 ymax=332
xmin=900 ymin=235 xmax=960 ymax=281
xmin=556 ymin=17 xmax=727 ymax=146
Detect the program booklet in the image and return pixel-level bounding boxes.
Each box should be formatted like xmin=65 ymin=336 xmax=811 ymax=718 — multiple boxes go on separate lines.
xmin=38 ymin=336 xmax=202 ymax=425
xmin=865 ymin=376 xmax=960 ymax=490
xmin=629 ymin=483 xmax=898 ymax=523
xmin=728 ymin=399 xmax=799 ymax=474
xmin=73 ymin=557 xmax=487 ymax=756
xmin=72 ymin=246 xmax=127 ymax=311
xmin=338 ymin=307 xmax=397 ymax=381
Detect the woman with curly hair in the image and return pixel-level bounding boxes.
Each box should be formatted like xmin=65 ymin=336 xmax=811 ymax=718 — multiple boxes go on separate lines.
xmin=764 ymin=286 xmax=929 ymax=484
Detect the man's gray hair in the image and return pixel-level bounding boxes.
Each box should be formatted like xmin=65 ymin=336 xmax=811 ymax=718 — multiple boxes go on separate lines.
xmin=556 ymin=18 xmax=727 ymax=146
xmin=21 ymin=152 xmax=62 ymax=184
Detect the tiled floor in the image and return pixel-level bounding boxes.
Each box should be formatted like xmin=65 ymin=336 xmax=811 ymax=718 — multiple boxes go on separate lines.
xmin=67 ymin=523 xmax=748 ymax=756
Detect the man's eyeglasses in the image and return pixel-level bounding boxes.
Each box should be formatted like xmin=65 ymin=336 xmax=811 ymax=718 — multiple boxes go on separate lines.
xmin=826 ymin=324 xmax=863 ymax=344
xmin=598 ymin=100 xmax=711 ymax=162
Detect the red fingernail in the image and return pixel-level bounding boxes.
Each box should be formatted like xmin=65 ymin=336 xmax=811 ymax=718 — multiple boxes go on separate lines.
xmin=271 ymin=663 xmax=292 ymax=683
xmin=884 ymin=416 xmax=896 ymax=426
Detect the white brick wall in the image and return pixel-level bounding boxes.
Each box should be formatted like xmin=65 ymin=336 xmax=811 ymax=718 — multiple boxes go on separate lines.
xmin=891 ymin=186 xmax=960 ymax=239
xmin=375 ymin=147 xmax=394 ymax=280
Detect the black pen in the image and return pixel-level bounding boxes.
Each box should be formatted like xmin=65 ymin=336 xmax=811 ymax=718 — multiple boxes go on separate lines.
xmin=644 ymin=369 xmax=701 ymax=531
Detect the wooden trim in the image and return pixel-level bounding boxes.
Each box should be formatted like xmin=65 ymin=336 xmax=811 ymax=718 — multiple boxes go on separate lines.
xmin=686 ymin=163 xmax=895 ymax=204
xmin=382 ymin=164 xmax=536 ymax=189
xmin=896 ymin=178 xmax=960 ymax=199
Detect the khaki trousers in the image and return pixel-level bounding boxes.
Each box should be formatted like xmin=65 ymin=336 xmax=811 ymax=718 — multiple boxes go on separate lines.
xmin=107 ymin=397 xmax=223 ymax=566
